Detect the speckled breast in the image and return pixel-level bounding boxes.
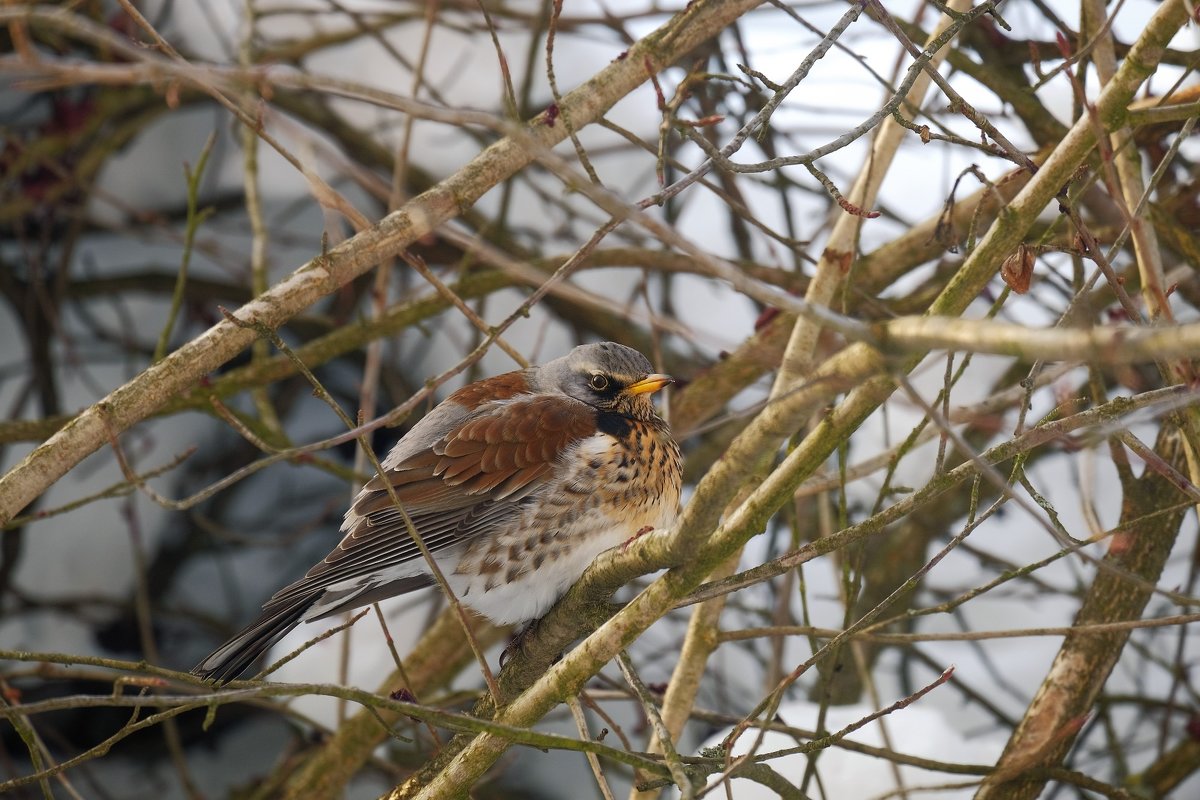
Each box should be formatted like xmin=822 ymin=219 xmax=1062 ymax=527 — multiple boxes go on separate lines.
xmin=449 ymin=413 xmax=682 ymax=624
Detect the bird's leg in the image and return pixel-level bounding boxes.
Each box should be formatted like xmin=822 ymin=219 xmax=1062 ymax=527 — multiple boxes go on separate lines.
xmin=621 ymin=525 xmax=655 ymax=553
xmin=499 ymin=618 xmax=541 ymax=668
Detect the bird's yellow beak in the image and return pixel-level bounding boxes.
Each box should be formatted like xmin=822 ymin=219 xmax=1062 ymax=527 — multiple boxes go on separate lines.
xmin=624 ymin=374 xmax=674 ymax=395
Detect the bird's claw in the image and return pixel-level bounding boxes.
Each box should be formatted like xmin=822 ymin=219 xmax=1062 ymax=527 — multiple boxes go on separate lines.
xmin=621 ymin=525 xmax=655 ymax=553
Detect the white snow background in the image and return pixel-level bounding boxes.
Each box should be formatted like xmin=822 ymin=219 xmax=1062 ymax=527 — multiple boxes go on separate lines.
xmin=1 ymin=0 xmax=1197 ymax=798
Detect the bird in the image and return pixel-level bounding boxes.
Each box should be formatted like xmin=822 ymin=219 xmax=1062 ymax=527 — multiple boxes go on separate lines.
xmin=192 ymin=342 xmax=682 ymax=682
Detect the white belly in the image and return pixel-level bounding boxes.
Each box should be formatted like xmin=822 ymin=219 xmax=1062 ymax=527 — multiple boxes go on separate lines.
xmin=443 ymin=512 xmax=659 ymax=625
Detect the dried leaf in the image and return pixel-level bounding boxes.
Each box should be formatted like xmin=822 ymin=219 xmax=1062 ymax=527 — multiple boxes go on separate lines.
xmin=1000 ymin=243 xmax=1035 ymax=294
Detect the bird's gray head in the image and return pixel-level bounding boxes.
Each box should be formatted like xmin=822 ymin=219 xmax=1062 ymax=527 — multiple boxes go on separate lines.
xmin=533 ymin=342 xmax=672 ymax=420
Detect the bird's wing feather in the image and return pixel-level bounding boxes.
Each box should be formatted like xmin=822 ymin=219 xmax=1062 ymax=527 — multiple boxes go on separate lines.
xmin=265 ymin=393 xmax=597 ymax=604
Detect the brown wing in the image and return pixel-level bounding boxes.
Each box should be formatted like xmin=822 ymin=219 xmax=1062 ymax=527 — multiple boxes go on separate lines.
xmin=268 ymin=393 xmax=597 ymax=603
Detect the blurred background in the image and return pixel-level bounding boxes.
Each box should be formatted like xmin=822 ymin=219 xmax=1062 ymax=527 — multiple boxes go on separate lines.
xmin=1 ymin=0 xmax=1198 ymax=798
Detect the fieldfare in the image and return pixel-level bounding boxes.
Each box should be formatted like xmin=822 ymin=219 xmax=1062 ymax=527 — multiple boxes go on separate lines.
xmin=193 ymin=342 xmax=682 ymax=681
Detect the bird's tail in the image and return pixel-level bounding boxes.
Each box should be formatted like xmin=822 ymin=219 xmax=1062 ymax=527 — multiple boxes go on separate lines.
xmin=191 ymin=593 xmax=317 ymax=683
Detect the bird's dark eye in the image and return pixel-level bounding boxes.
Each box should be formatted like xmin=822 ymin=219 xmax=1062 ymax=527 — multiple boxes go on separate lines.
xmin=589 ymin=374 xmax=610 ymax=391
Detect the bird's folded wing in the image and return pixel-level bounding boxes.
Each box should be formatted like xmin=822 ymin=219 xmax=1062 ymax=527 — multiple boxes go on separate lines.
xmin=266 ymin=393 xmax=597 ymax=603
